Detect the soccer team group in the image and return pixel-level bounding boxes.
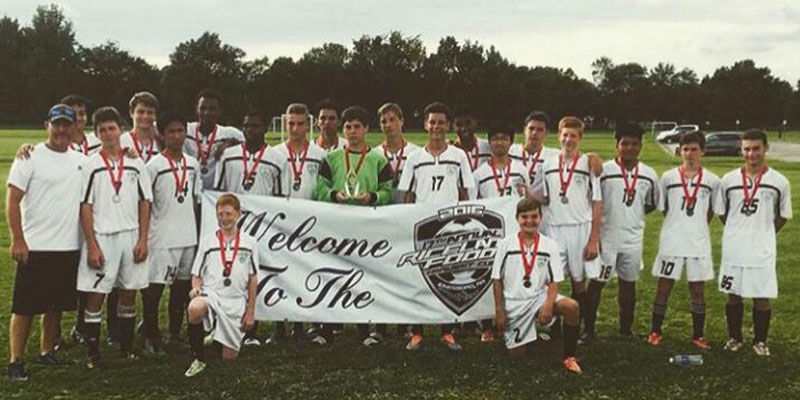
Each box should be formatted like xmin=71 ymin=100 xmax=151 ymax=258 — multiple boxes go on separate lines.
xmin=5 ymin=89 xmax=792 ymax=380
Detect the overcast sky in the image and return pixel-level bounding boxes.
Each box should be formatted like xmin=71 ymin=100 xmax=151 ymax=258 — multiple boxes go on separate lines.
xmin=4 ymin=1 xmax=799 ymax=85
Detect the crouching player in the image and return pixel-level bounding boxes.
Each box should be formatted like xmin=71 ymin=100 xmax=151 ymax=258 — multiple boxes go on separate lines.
xmin=185 ymin=194 xmax=257 ymax=377
xmin=492 ymin=197 xmax=582 ymax=374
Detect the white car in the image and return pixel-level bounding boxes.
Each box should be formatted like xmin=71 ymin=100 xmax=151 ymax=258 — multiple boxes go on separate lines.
xmin=657 ymin=124 xmax=700 ymax=143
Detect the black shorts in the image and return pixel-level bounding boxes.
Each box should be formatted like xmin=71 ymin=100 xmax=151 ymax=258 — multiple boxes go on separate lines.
xmin=11 ymin=250 xmax=80 ymax=315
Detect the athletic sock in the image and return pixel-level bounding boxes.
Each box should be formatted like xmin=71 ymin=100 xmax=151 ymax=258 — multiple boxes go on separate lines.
xmin=572 ymin=290 xmax=588 ymax=332
xmin=169 ymin=280 xmax=190 ymax=338
xmin=143 ymin=290 xmax=161 ymax=341
xmin=188 ymin=322 xmax=205 ymax=362
xmin=725 ymin=302 xmax=744 ymax=342
xmin=84 ymin=310 xmax=103 ymax=358
xmin=618 ymin=282 xmax=636 ymax=334
xmin=753 ymin=307 xmax=771 ymax=344
xmin=563 ymin=323 xmax=579 ymax=358
xmin=76 ymin=292 xmax=88 ymax=334
xmin=117 ymin=304 xmax=136 ymax=353
xmin=106 ymin=289 xmax=120 ymax=340
xmin=651 ymin=303 xmax=667 ymax=334
xmin=690 ymin=303 xmax=705 ymax=339
xmin=585 ymin=282 xmax=603 ymax=335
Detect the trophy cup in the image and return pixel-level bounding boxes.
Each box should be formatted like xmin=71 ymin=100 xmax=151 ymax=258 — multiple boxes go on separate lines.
xmin=344 ymin=170 xmax=361 ymax=199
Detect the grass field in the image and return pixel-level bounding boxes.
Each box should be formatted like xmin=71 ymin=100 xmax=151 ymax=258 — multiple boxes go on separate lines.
xmin=0 ymin=129 xmax=798 ymax=400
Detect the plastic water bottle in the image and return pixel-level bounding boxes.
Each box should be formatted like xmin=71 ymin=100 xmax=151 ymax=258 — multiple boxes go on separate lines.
xmin=669 ymin=354 xmax=703 ymax=366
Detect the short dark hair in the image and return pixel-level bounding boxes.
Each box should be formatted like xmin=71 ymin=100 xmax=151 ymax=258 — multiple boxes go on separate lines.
xmin=516 ymin=197 xmax=541 ymax=216
xmin=157 ymin=111 xmax=187 ymax=134
xmin=487 ymin=122 xmax=515 ymax=142
xmin=314 ymin=98 xmax=339 ymax=115
xmin=196 ymin=88 xmax=222 ymax=103
xmin=423 ymin=102 xmax=450 ymax=122
xmin=524 ymin=111 xmax=550 ymax=127
xmin=452 ymin=105 xmax=475 ymax=120
xmin=243 ymin=109 xmax=267 ymax=125
xmin=741 ymin=129 xmax=768 ymax=145
xmin=92 ymin=106 xmax=123 ymax=130
xmin=680 ymin=131 xmax=706 ymax=150
xmin=60 ymin=94 xmax=88 ymax=109
xmin=614 ymin=121 xmax=644 ymax=143
xmin=341 ymin=106 xmax=369 ymax=126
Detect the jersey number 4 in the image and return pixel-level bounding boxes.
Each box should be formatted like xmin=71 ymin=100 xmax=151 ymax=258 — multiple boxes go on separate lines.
xmin=431 ymin=175 xmax=444 ymax=191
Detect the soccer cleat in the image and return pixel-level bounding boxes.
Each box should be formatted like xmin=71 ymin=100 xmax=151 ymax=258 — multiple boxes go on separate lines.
xmin=480 ymin=330 xmax=495 ymax=342
xmin=53 ymin=335 xmax=64 ymax=352
xmin=362 ymin=335 xmax=380 ymax=347
xmin=120 ymin=350 xmax=140 ymax=360
xmin=85 ymin=354 xmax=102 ymax=370
xmin=691 ymin=337 xmax=712 ymax=350
xmin=289 ymin=329 xmax=307 ymax=342
xmin=562 ymin=357 xmax=583 ymax=375
xmin=70 ymin=326 xmax=86 ymax=345
xmin=184 ymin=359 xmax=207 ymax=378
xmin=310 ymin=335 xmax=328 ymax=345
xmin=37 ymin=352 xmax=66 ymax=366
xmin=403 ymin=331 xmax=414 ymax=341
xmin=647 ymin=332 xmax=663 ymax=346
xmin=753 ymin=342 xmax=771 ymax=357
xmin=441 ymin=333 xmax=462 ymax=351
xmin=203 ymin=330 xmax=215 ymax=346
xmin=243 ymin=337 xmax=262 ymax=346
xmin=577 ymin=332 xmax=595 ymax=346
xmin=723 ymin=338 xmax=744 ymax=352
xmin=7 ymin=361 xmax=30 ymax=381
xmin=618 ymin=328 xmax=638 ymax=341
xmin=264 ymin=331 xmax=285 ymax=345
xmin=143 ymin=337 xmax=165 ymax=355
xmin=406 ymin=334 xmax=423 ymax=350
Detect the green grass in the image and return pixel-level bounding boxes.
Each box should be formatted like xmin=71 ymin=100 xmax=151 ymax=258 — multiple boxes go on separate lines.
xmin=0 ymin=130 xmax=798 ymax=400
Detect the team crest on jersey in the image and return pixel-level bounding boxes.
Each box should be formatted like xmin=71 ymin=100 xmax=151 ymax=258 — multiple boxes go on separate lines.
xmin=446 ymin=165 xmax=458 ymax=177
xmin=397 ymin=204 xmax=505 ymax=315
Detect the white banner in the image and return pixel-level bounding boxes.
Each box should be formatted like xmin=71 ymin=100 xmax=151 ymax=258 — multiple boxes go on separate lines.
xmin=201 ymin=192 xmax=518 ymax=324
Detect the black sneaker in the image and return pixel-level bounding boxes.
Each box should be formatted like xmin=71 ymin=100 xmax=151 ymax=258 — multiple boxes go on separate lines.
xmin=7 ymin=361 xmax=30 ymax=381
xmin=120 ymin=349 xmax=140 ymax=360
xmin=617 ymin=328 xmax=638 ymax=341
xmin=70 ymin=326 xmax=85 ymax=345
xmin=53 ymin=335 xmax=65 ymax=352
xmin=577 ymin=332 xmax=595 ymax=346
xmin=143 ymin=337 xmax=165 ymax=355
xmin=37 ymin=353 xmax=66 ymax=367
xmin=86 ymin=354 xmax=102 ymax=370
xmin=264 ymin=331 xmax=285 ymax=345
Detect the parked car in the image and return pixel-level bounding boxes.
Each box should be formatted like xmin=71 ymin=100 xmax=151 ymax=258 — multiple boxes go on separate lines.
xmin=704 ymin=131 xmax=743 ymax=156
xmin=657 ymin=124 xmax=700 ymax=143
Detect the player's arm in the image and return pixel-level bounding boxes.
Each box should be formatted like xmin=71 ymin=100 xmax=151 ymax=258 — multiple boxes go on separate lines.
xmin=6 ymin=186 xmax=28 ymax=264
xmin=15 ymin=143 xmax=36 ymax=160
xmin=775 ymin=217 xmax=788 ymax=233
xmin=584 ymin=200 xmax=601 ymax=260
xmin=492 ymin=279 xmax=507 ymax=333
xmin=539 ymin=281 xmax=559 ymax=324
xmin=213 ymin=137 xmax=243 ymax=161
xmin=242 ymin=273 xmax=257 ymax=331
xmin=80 ymin=203 xmax=104 ymax=269
xmin=371 ymin=161 xmax=395 ymax=206
xmin=586 ymin=153 xmax=603 ymax=177
xmin=458 ymin=188 xmax=469 ymax=201
xmin=134 ymin=199 xmax=150 ymax=263
xmin=189 ymin=274 xmax=203 ymax=298
xmin=314 ymin=159 xmax=338 ymax=203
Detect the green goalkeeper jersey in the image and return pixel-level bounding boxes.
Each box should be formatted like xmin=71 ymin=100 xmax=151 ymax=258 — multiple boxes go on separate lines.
xmin=314 ymin=146 xmax=394 ymax=205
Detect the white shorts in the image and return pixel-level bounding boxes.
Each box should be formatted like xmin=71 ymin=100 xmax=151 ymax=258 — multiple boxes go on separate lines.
xmin=547 ymin=223 xmax=598 ymax=282
xmin=591 ymin=251 xmax=643 ymax=282
xmin=150 ymin=246 xmax=196 ymax=285
xmin=504 ymin=294 xmax=566 ymax=349
xmin=201 ymin=290 xmax=246 ymax=352
xmin=718 ymin=260 xmax=777 ymax=299
xmin=652 ymin=255 xmax=714 ymax=282
xmin=77 ymin=229 xmax=148 ymax=294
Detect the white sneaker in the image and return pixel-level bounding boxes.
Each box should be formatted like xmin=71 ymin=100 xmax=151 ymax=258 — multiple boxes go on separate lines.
xmin=363 ymin=335 xmax=380 ymax=347
xmin=753 ymin=342 xmax=771 ymax=357
xmin=311 ymin=335 xmax=327 ymax=345
xmin=723 ymin=338 xmax=744 ymax=352
xmin=184 ymin=359 xmax=206 ymax=378
xmin=243 ymin=337 xmax=261 ymax=346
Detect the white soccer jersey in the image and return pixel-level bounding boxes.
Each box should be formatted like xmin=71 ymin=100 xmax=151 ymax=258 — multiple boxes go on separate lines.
xmin=492 ymin=233 xmax=564 ymax=300
xmin=370 ymin=141 xmax=422 ymax=184
xmin=454 ymin=137 xmax=491 ymax=171
xmin=192 ymin=231 xmax=258 ymax=298
xmin=397 ymin=145 xmax=475 ymax=205
xmin=7 ymin=143 xmax=85 ymax=251
xmin=716 ymin=167 xmax=792 ymax=267
xmin=70 ymin=132 xmax=102 ymax=156
xmin=146 ymin=153 xmax=202 ymax=249
xmin=509 ymin=144 xmax=559 ymax=194
xmin=81 ymin=151 xmax=152 ymax=234
xmin=473 ymin=158 xmax=529 ymax=199
xmin=541 ymin=153 xmax=601 ymax=226
xmin=599 ymin=160 xmax=659 ymax=253
xmin=266 ymin=141 xmax=326 ymax=199
xmin=214 ymin=144 xmax=276 ymax=196
xmin=315 ymin=135 xmax=348 ymax=153
xmin=120 ymin=131 xmax=160 ymax=163
xmin=657 ymin=167 xmax=720 ymax=258
xmin=183 ymin=122 xmax=245 ymax=189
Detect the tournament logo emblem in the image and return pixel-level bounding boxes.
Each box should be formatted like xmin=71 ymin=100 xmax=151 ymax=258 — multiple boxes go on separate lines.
xmin=397 ymin=204 xmax=505 ymax=315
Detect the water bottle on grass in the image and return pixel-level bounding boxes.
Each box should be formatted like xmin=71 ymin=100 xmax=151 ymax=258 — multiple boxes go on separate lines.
xmin=669 ymin=354 xmax=703 ymax=366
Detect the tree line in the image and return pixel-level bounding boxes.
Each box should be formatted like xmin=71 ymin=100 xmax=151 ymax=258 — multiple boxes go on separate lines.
xmin=2 ymin=4 xmax=799 ymax=130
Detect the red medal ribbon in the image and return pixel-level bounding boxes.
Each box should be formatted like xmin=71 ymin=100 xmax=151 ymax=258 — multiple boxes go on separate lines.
xmin=72 ymin=137 xmax=89 ymax=155
xmin=242 ymin=144 xmax=268 ymax=185
xmin=216 ymin=230 xmax=240 ymax=278
xmin=522 ymin=146 xmax=542 ymax=177
xmin=490 ymin=157 xmax=512 ymax=196
xmin=741 ymin=166 xmax=767 ymax=206
xmin=100 ymin=149 xmax=124 ymax=195
xmin=344 ymin=145 xmax=368 ymax=177
xmin=558 ymin=152 xmax=580 ymax=195
xmin=678 ymin=166 xmax=703 ymax=208
xmin=194 ymin=125 xmax=218 ymax=166
xmin=382 ymin=142 xmax=406 ymax=180
xmin=287 ymin=141 xmax=309 ymax=183
xmin=615 ymin=158 xmax=640 ymax=200
xmin=518 ymin=232 xmax=540 ymax=282
xmin=465 ymin=143 xmax=480 ymax=170
xmin=131 ymin=131 xmax=154 ymax=162
xmin=165 ymin=151 xmax=188 ymax=195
